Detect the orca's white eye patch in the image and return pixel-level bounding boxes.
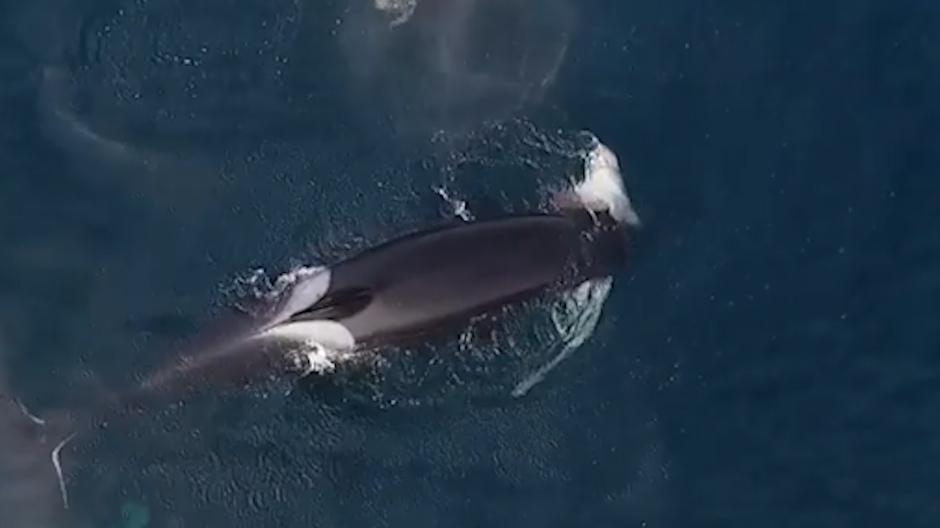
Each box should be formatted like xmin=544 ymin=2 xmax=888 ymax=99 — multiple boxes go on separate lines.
xmin=268 ymin=267 xmax=333 ymax=326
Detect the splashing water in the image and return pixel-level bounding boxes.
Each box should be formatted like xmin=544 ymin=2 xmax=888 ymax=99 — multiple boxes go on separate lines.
xmin=432 ymin=184 xmax=474 ymax=221
xmin=511 ymin=134 xmax=637 ymax=396
xmin=513 ymin=277 xmax=613 ymax=396
xmin=284 ymin=341 xmax=356 ymax=377
xmin=374 ymin=0 xmax=418 ymax=26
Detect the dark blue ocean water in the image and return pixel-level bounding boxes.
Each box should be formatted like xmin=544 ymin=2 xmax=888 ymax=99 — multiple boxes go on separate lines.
xmin=1 ymin=0 xmax=938 ymax=527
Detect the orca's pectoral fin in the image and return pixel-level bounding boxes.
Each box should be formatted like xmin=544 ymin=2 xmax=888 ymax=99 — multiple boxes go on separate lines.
xmin=0 ymin=393 xmax=78 ymax=513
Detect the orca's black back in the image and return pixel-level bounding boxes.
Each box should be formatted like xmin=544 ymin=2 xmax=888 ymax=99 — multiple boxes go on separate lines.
xmin=317 ymin=214 xmax=621 ymax=344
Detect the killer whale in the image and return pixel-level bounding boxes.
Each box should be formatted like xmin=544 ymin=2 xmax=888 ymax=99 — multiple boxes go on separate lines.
xmin=4 ymin=139 xmax=639 ymax=513
xmin=116 ymin=209 xmax=633 ymax=413
xmin=72 ymin=140 xmax=639 ymax=416
xmin=263 ymin=212 xmax=631 ymax=349
xmin=253 ymin=139 xmax=640 ymax=360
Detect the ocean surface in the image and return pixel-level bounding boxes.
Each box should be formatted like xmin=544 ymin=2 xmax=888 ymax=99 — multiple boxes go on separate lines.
xmin=1 ymin=0 xmax=938 ymax=526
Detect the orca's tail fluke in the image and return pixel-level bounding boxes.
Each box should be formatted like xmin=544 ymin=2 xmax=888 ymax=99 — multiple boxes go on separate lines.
xmin=0 ymin=385 xmax=78 ymax=526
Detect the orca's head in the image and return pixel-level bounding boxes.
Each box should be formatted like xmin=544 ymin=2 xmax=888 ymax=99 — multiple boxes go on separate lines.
xmin=559 ymin=207 xmax=638 ymax=281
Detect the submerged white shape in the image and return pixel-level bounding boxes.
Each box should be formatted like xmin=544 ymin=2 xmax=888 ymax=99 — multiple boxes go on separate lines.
xmin=573 ymin=138 xmax=641 ymax=227
xmin=512 ymin=277 xmax=613 ymax=397
xmin=265 ymin=266 xmax=332 ymax=327
xmin=258 ymin=320 xmax=356 ymax=352
xmin=38 ymin=67 xmax=140 ymax=164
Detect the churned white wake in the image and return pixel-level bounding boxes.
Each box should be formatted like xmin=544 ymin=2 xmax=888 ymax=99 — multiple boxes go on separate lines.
xmin=512 ymin=278 xmax=613 ymax=397
xmin=433 ymin=185 xmax=474 ymax=221
xmin=282 ymin=340 xmax=358 ymax=376
xmin=513 ymin=136 xmax=638 ymax=396
xmin=572 ymin=135 xmax=641 ymax=228
xmin=374 ymin=0 xmax=418 ymax=27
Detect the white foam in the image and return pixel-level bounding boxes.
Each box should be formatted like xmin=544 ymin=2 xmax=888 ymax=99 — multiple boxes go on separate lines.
xmin=374 ymin=0 xmax=418 ymax=27
xmin=283 ymin=341 xmax=354 ymax=376
xmin=511 ymin=136 xmax=635 ymax=398
xmin=512 ymin=277 xmax=613 ymax=397
xmin=433 ymin=185 xmax=474 ymax=221
xmin=572 ymin=138 xmax=641 ymax=227
xmin=256 ymin=319 xmax=358 ymax=376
